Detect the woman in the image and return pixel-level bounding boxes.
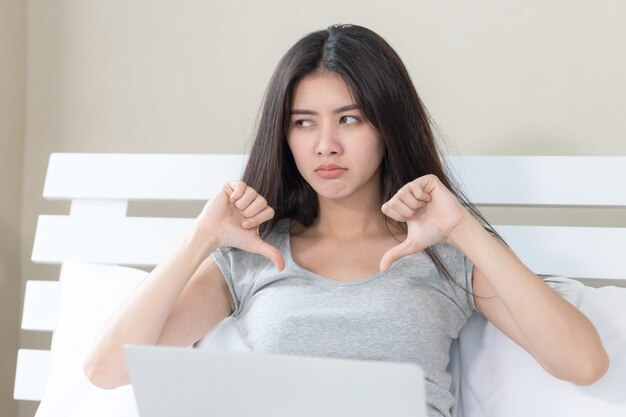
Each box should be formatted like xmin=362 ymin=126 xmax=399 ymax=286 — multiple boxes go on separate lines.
xmin=84 ymin=24 xmax=608 ymax=417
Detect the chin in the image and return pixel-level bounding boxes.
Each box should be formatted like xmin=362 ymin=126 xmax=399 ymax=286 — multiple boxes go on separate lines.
xmin=314 ymin=188 xmax=345 ymax=198
xmin=314 ymin=187 xmax=353 ymax=201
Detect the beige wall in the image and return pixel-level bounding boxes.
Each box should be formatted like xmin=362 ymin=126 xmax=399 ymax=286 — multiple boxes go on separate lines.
xmin=1 ymin=0 xmax=25 ymax=416
xmin=8 ymin=1 xmax=626 ymax=416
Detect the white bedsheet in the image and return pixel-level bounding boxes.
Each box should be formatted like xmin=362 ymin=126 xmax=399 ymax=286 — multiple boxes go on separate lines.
xmin=35 ymin=264 xmax=626 ymax=417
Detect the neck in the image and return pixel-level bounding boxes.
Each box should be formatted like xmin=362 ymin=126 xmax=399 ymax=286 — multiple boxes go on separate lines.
xmin=305 ymin=189 xmax=396 ymax=239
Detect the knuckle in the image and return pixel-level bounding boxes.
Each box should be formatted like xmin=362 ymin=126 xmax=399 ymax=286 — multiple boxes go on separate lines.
xmin=262 ymin=209 xmax=274 ymax=220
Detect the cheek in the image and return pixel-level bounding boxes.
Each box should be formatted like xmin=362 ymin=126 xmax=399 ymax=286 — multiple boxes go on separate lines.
xmin=288 ymin=133 xmax=315 ymax=159
xmin=287 ymin=139 xmax=308 ymax=174
xmin=365 ymin=136 xmax=385 ymax=165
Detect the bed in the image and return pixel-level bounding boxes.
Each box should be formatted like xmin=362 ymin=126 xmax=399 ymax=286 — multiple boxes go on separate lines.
xmin=14 ymin=153 xmax=626 ymax=417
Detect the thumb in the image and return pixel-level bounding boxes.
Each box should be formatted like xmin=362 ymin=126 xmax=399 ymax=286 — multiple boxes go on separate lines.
xmin=380 ymin=239 xmax=418 ymax=273
xmin=247 ymin=238 xmax=286 ymax=272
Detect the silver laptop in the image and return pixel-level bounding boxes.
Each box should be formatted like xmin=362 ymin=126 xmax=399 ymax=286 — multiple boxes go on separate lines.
xmin=124 ymin=344 xmax=427 ymax=417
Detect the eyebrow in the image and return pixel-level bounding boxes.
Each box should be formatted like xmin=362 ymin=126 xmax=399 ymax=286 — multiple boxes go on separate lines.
xmin=290 ymin=104 xmax=360 ymax=116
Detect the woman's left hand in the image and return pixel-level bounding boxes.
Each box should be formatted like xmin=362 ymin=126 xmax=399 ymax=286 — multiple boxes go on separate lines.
xmin=380 ymin=174 xmax=472 ymax=272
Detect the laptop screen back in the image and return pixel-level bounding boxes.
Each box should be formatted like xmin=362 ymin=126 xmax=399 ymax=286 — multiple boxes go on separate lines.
xmin=124 ymin=344 xmax=426 ymax=417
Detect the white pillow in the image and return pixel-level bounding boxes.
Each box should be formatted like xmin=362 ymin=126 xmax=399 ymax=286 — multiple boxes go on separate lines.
xmin=49 ymin=262 xmax=149 ymax=375
xmin=35 ymin=261 xmax=250 ymax=417
xmin=35 ymin=261 xmax=148 ymax=417
xmin=457 ymin=276 xmax=626 ymax=417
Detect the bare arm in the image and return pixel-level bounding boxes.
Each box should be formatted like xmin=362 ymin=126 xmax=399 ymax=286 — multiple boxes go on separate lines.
xmin=157 ymin=253 xmax=234 ymax=347
xmin=83 ymin=181 xmax=284 ymax=390
xmin=452 ymin=216 xmax=609 ymax=385
xmin=83 ymin=226 xmax=230 ymax=389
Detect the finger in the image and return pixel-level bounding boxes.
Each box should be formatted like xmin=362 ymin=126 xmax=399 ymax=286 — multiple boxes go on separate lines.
xmin=248 ymin=239 xmax=286 ymax=272
xmin=223 ymin=183 xmax=235 ymax=198
xmin=241 ymin=206 xmax=275 ymax=229
xmin=242 ymin=195 xmax=268 ymax=218
xmin=234 ymin=186 xmax=257 ymax=210
xmin=380 ymin=240 xmax=416 ymax=272
xmin=227 ymin=181 xmax=247 ymax=201
xmin=381 ymin=202 xmax=410 ymax=222
xmin=397 ymin=189 xmax=423 ymax=210
xmin=385 ymin=198 xmax=416 ymax=218
xmin=414 ymin=174 xmax=440 ymax=195
xmin=408 ymin=181 xmax=432 ymax=202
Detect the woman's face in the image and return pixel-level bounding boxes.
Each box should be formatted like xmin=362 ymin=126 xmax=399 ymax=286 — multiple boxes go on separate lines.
xmin=287 ymin=72 xmax=384 ymax=203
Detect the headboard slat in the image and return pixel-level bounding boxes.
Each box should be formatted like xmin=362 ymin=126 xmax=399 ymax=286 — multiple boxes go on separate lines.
xmin=43 ymin=153 xmax=248 ymax=201
xmin=31 ymin=211 xmax=626 ymax=279
xmin=495 ymin=225 xmax=626 ymax=280
xmin=43 ymin=154 xmax=626 ymax=206
xmin=446 ymin=156 xmax=626 ymax=206
xmin=32 ymin=215 xmax=194 ymax=265
xmin=21 ymin=281 xmax=61 ymax=331
xmin=14 ymin=349 xmax=52 ymax=401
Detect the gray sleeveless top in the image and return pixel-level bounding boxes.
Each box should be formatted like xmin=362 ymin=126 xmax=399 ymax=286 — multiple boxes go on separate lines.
xmin=212 ymin=218 xmax=477 ymax=417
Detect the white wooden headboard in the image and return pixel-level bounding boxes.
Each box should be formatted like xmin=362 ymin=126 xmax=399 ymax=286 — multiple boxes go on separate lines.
xmin=14 ymin=153 xmax=626 ymax=403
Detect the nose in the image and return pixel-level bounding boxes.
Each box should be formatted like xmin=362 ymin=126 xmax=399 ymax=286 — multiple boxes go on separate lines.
xmin=315 ymin=123 xmax=342 ymax=156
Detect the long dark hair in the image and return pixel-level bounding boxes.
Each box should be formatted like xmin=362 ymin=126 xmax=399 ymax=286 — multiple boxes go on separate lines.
xmin=242 ymin=24 xmax=503 ymax=289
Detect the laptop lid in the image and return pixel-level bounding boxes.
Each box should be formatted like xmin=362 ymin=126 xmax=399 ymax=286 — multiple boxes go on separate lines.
xmin=124 ymin=344 xmax=427 ymax=417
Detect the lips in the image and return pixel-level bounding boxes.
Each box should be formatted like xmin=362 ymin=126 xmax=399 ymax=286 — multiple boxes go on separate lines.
xmin=315 ymin=164 xmax=347 ymax=179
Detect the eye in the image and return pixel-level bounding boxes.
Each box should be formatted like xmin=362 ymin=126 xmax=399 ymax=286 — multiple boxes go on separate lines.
xmin=340 ymin=115 xmax=359 ymax=124
xmin=294 ymin=119 xmax=314 ymax=127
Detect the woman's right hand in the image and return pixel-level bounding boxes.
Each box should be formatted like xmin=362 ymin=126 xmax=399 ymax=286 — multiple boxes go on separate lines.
xmin=195 ymin=181 xmax=285 ymax=271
